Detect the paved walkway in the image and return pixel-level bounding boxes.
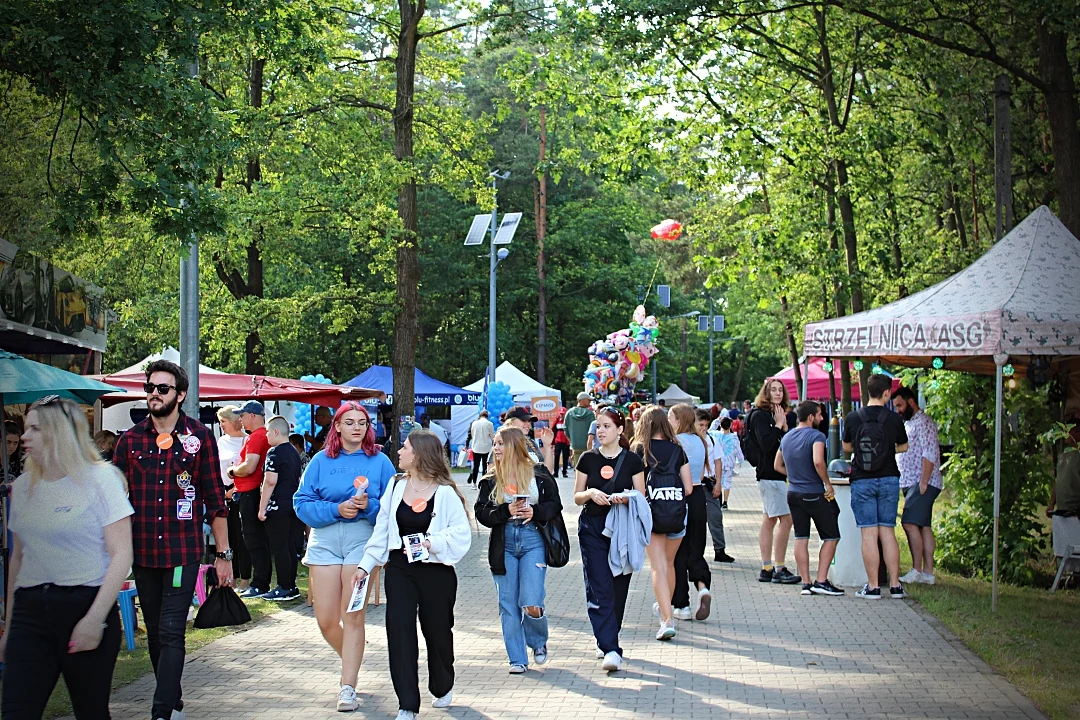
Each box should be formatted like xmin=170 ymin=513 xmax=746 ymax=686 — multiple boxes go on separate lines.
xmin=90 ymin=472 xmax=1044 ymax=719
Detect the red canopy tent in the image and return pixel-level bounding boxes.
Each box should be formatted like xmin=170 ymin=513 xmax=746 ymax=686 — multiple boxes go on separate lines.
xmin=768 ymin=357 xmax=900 ymax=401
xmin=96 ymin=371 xmax=382 ymax=407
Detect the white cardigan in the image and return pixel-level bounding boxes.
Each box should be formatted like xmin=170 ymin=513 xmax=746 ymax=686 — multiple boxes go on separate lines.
xmin=357 ymin=477 xmax=472 ymax=574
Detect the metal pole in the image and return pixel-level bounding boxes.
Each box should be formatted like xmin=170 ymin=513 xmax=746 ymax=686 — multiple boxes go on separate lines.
xmin=802 ymin=356 xmax=810 ymax=402
xmin=708 ymin=298 xmax=714 ymax=405
xmin=992 ymin=354 xmax=1005 ymax=612
xmin=179 ymin=46 xmax=200 ymax=417
xmin=488 ymin=176 xmax=498 ymax=386
xmin=652 ymin=355 xmax=658 ymax=403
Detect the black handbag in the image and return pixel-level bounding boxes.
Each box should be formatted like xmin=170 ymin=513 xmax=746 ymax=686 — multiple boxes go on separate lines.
xmin=193 ymin=568 xmax=252 ymax=629
xmin=537 ymin=512 xmax=571 ymax=568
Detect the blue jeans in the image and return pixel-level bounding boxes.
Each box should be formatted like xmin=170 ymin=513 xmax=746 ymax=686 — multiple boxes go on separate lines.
xmin=850 ymin=476 xmax=901 ymax=528
xmin=493 ymin=521 xmax=548 ymax=667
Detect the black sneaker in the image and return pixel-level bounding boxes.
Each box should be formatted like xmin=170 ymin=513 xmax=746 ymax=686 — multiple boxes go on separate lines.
xmin=800 ymin=583 xmax=813 ymax=596
xmin=239 ymin=586 xmax=268 ymax=599
xmin=811 ymin=580 xmax=845 ymax=596
xmin=263 ymin=586 xmax=301 ymax=602
xmin=890 ymin=584 xmax=907 ymax=599
xmin=771 ymin=567 xmax=802 ymax=584
xmin=714 ymin=551 xmax=735 ymax=563
xmin=856 ymin=584 xmax=881 ymax=599
xmin=758 ymin=567 xmax=774 ymax=582
xmin=721 ymin=501 xmax=729 ymax=509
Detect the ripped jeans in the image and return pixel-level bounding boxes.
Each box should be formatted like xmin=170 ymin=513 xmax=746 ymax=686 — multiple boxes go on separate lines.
xmin=493 ymin=520 xmax=548 ymax=667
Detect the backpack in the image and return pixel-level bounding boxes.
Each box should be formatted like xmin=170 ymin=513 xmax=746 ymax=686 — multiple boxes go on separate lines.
xmin=645 ymin=446 xmax=687 ymax=534
xmin=852 ymin=408 xmax=890 ymax=473
xmin=740 ymin=408 xmax=763 ymax=467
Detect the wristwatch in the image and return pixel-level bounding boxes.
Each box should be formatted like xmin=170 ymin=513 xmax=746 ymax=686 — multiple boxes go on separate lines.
xmin=215 ymin=549 xmax=234 ymax=561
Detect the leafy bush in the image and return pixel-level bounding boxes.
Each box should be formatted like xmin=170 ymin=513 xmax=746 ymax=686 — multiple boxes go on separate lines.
xmin=918 ymin=371 xmax=1053 ymax=585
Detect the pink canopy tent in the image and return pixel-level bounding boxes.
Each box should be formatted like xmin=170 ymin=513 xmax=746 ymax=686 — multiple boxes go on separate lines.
xmin=768 ymin=357 xmax=900 ymax=401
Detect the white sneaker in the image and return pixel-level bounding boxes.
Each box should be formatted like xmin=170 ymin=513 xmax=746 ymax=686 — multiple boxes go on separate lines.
xmin=920 ymin=572 xmax=936 ymax=585
xmin=601 ymin=650 xmax=622 ymax=671
xmin=171 ymin=711 xmax=185 ymax=720
xmin=432 ymin=690 xmax=452 ymax=708
xmin=656 ymin=620 xmax=676 ymax=641
xmin=396 ymin=711 xmax=418 ymax=720
xmin=595 ymin=643 xmax=604 ymax=659
xmin=673 ymin=606 xmax=692 ymax=621
xmin=336 ymin=685 xmax=359 ymax=712
xmin=694 ymin=588 xmax=712 ymax=621
xmin=652 ymin=601 xmax=661 ymax=619
xmin=899 ymin=568 xmax=921 ymax=584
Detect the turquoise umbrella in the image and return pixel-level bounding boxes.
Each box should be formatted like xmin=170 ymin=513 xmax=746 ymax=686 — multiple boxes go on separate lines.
xmin=0 ymin=349 xmax=122 ymax=406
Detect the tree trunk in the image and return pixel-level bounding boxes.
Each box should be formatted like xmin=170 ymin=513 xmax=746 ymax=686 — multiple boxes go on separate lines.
xmin=389 ymin=0 xmax=424 ymax=462
xmin=535 ymin=103 xmax=548 ymax=384
xmin=780 ymin=294 xmax=802 ymax=398
xmin=825 ymin=170 xmax=853 ymax=415
xmin=729 ymin=342 xmax=749 ymax=404
xmin=1037 ymin=23 xmax=1080 ymax=237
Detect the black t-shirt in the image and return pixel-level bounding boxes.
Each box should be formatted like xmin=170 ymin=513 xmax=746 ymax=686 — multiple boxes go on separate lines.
xmin=842 ymin=405 xmax=908 ymax=480
xmin=397 ymin=497 xmax=434 ymax=536
xmin=576 ymin=448 xmax=645 ymax=517
xmin=635 ymin=439 xmax=688 ymax=478
xmin=264 ymin=443 xmax=302 ymax=507
xmin=748 ymin=407 xmax=787 ymax=481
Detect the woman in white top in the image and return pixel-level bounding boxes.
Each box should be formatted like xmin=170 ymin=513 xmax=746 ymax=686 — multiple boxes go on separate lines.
xmin=1 ymin=395 xmax=134 ymax=719
xmin=353 ymin=430 xmax=471 ymax=720
xmin=668 ymin=403 xmax=713 ymax=621
xmin=216 ymin=405 xmax=251 ymax=590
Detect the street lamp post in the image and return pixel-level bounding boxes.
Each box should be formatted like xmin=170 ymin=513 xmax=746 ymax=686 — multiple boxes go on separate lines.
xmin=488 ymin=171 xmax=510 ymax=386
xmin=655 ymin=310 xmax=700 ymax=403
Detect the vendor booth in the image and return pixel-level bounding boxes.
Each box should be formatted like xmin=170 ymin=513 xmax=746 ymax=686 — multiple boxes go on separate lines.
xmin=802 ymin=206 xmax=1080 ymax=608
xmin=768 ymin=357 xmax=900 ymax=402
xmin=456 ymin=362 xmax=563 ymax=451
xmin=99 ymin=347 xmax=226 ymax=431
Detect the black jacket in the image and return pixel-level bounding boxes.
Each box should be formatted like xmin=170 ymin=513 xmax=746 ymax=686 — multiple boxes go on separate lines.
xmin=475 ymin=465 xmax=563 ymax=575
xmin=747 ymin=407 xmax=787 ymax=481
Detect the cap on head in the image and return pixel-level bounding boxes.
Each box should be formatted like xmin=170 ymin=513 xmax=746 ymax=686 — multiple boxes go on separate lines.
xmin=505 ymin=407 xmax=538 ymax=423
xmin=576 ymin=391 xmax=591 ymax=401
xmin=239 ymin=401 xmax=265 ymax=416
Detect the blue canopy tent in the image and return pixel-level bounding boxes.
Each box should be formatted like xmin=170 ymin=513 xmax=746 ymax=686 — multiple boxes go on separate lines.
xmin=344 ymin=365 xmax=480 ymax=407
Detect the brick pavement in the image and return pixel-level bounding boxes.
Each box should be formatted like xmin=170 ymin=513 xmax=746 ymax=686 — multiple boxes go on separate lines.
xmin=86 ymin=471 xmax=1045 ymax=719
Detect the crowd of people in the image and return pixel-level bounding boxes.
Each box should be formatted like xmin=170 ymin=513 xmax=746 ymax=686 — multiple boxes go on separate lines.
xmin=1 ymin=357 xmax=958 ymax=720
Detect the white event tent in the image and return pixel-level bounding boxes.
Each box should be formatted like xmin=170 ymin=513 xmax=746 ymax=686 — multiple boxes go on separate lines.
xmin=451 ymin=362 xmax=563 ymax=450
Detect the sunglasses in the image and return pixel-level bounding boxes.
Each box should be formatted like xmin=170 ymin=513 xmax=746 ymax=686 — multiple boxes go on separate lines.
xmin=143 ymin=382 xmax=177 ymax=396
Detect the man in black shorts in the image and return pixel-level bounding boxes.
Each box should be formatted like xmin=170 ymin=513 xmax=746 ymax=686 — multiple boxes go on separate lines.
xmin=775 ymin=401 xmax=844 ymax=596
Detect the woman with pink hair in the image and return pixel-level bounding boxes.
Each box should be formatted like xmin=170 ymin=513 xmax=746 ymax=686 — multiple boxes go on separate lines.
xmin=293 ymin=402 xmax=396 ymax=712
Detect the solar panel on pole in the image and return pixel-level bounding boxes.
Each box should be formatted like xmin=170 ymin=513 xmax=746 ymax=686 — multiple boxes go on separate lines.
xmin=657 ymin=285 xmax=670 ymax=307
xmin=714 ymin=315 xmax=725 ymax=332
xmin=493 ymin=212 xmax=522 ymax=245
xmin=463 ymin=214 xmax=490 ymax=246
xmin=697 ymin=315 xmax=708 ymax=332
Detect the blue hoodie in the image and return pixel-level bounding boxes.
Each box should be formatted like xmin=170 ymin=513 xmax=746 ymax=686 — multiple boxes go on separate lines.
xmin=293 ymin=447 xmax=397 ymax=529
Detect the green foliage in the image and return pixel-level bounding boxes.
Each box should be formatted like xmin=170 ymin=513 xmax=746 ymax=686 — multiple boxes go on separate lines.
xmin=920 ymin=371 xmax=1054 ymax=585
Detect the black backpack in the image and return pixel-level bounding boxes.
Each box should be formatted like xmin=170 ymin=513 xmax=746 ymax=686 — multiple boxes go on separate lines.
xmin=645 ymin=446 xmax=687 ymax=534
xmin=852 ymin=408 xmax=890 ymax=473
xmin=740 ymin=408 xmax=763 ymax=467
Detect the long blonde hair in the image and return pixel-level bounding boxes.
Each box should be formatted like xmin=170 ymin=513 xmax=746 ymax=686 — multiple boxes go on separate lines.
xmin=404 ymin=429 xmax=468 ymax=516
xmin=24 ymin=396 xmax=126 ymax=496
xmin=486 ymin=427 xmax=535 ymax=502
xmin=632 ymin=405 xmax=677 ymax=467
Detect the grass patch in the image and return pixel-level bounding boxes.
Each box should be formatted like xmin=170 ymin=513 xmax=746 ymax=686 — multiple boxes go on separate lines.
xmin=43 ymin=567 xmax=310 ymax=720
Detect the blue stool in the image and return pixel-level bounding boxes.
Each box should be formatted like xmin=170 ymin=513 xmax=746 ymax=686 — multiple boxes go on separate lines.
xmin=118 ymin=587 xmax=138 ymax=651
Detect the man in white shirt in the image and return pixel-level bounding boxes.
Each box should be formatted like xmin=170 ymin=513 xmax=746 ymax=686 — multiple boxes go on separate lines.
xmin=466 ymin=410 xmax=495 ymax=485
xmin=893 ymin=387 xmax=943 ymax=585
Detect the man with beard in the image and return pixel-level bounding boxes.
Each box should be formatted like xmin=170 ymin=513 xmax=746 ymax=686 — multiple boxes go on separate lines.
xmin=892 ymin=387 xmax=943 ymax=585
xmin=305 ymin=406 xmax=333 ymax=453
xmin=114 ymin=360 xmax=233 ymax=720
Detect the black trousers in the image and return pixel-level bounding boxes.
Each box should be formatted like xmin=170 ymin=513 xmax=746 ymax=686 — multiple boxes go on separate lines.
xmin=132 ymin=563 xmax=199 ymax=719
xmin=263 ymin=507 xmax=303 ymax=590
xmin=578 ymin=511 xmax=632 ymax=656
xmin=226 ymin=496 xmax=251 ymax=581
xmin=672 ymin=485 xmax=711 ymax=608
xmin=1 ymin=584 xmax=121 ymax=719
xmin=234 ymin=490 xmax=272 ymax=591
xmin=466 ymin=451 xmax=489 ymax=484
xmin=384 ymin=552 xmax=457 ymax=713
xmin=553 ymin=442 xmax=571 ymax=476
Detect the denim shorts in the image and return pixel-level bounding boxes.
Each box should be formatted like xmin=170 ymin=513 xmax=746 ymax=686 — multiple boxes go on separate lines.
xmin=850 ymin=476 xmax=901 ymax=528
xmin=304 ymin=520 xmax=374 ymax=565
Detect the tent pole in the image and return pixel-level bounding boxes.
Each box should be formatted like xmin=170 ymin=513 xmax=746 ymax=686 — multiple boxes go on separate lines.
xmin=1 ymin=392 xmax=8 ymax=608
xmin=992 ymin=355 xmax=1006 ymax=612
xmin=801 ymin=356 xmax=810 ymax=401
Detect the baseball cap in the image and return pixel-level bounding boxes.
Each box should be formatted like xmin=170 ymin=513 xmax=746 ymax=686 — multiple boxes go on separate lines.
xmin=576 ymin=391 xmax=591 ymax=401
xmin=505 ymin=407 xmax=538 ymax=423
xmin=239 ymin=401 xmax=265 ymax=416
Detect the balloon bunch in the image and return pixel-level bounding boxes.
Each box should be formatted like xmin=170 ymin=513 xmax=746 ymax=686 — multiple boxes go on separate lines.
xmin=583 ymin=305 xmax=660 ymax=405
xmin=484 ymin=381 xmax=515 ymax=419
xmin=295 ymin=374 xmax=334 ymax=437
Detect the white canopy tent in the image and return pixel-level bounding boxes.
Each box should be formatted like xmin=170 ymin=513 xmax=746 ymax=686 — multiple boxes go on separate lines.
xmin=657 ymin=383 xmax=698 ymax=405
xmin=803 ymin=206 xmax=1080 ymax=610
xmin=452 ymin=362 xmax=564 ymax=450
xmin=101 ymin=347 xmax=227 ymax=432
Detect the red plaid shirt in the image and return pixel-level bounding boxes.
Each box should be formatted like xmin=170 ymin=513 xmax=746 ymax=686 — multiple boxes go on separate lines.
xmin=114 ymin=411 xmax=227 ymax=568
